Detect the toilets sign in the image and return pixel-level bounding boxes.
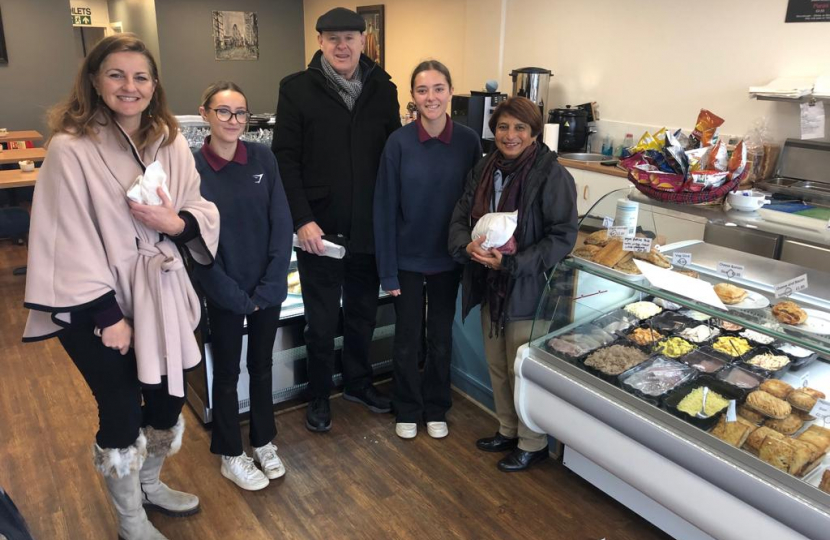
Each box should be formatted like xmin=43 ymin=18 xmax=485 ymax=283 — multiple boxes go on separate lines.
xmin=71 ymin=6 xmax=92 ymax=26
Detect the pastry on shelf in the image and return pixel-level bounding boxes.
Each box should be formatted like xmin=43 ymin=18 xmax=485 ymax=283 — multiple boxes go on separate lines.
xmin=787 ymin=388 xmax=822 ymax=412
xmin=758 ymin=436 xmax=795 ymax=472
xmin=744 ymin=426 xmax=785 ymax=454
xmin=632 ymin=248 xmax=671 ymax=268
xmin=710 ymin=416 xmax=753 ymax=448
xmin=820 ymin=470 xmax=830 ymax=494
xmin=793 ymin=409 xmax=816 ymax=421
xmin=788 ymin=440 xmax=814 ymax=476
xmin=771 ymin=300 xmax=808 ymax=325
xmin=593 ymin=239 xmax=629 ymax=268
xmin=713 ymin=283 xmax=749 ymax=305
xmin=797 ymin=426 xmax=830 ymax=454
xmin=759 ymin=379 xmax=794 ymax=400
xmin=737 ymin=405 xmax=766 ymax=425
xmin=673 ymin=268 xmax=699 ymax=279
xmin=745 ymin=390 xmax=792 ymax=420
xmin=573 ymin=245 xmax=601 ymax=260
xmin=613 ymin=258 xmax=642 ymax=275
xmin=763 ymin=413 xmax=803 ymax=436
xmin=584 ymin=229 xmax=612 ymax=246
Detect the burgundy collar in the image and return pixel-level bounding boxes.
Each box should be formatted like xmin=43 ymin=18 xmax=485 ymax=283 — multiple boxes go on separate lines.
xmin=416 ymin=115 xmax=453 ymax=144
xmin=200 ymin=136 xmax=248 ymax=172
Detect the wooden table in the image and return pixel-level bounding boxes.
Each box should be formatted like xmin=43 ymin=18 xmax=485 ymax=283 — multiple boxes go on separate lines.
xmin=0 ymin=169 xmax=37 ymax=189
xmin=0 ymin=147 xmax=47 ymax=165
xmin=0 ymin=130 xmax=44 ymax=143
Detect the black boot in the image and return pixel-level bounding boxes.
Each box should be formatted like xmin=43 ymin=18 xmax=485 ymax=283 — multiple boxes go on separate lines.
xmin=306 ymin=397 xmax=332 ymax=432
xmin=343 ymin=385 xmax=392 ymax=413
xmin=476 ymin=432 xmax=519 ymax=453
xmin=497 ymin=447 xmax=549 ymax=472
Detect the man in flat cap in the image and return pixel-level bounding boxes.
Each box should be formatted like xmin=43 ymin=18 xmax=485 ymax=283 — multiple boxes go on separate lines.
xmin=273 ymin=7 xmax=400 ymax=432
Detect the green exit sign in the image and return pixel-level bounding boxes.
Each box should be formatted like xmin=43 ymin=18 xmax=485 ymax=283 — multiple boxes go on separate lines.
xmin=72 ymin=14 xmax=92 ymax=25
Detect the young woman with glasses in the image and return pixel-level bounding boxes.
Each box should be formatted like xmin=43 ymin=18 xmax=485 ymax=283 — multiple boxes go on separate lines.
xmin=193 ymin=81 xmax=293 ymax=491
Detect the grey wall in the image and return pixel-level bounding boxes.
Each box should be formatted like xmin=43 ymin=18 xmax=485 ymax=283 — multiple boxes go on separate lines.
xmin=154 ymin=0 xmax=305 ymax=115
xmin=0 ymin=0 xmax=77 ymax=135
xmin=107 ymin=0 xmax=161 ymax=71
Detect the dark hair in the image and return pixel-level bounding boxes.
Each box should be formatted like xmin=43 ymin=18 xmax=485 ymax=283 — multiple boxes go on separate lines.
xmin=47 ymin=33 xmax=177 ymax=150
xmin=488 ymin=96 xmax=543 ymax=138
xmin=200 ymin=81 xmax=248 ymax=110
xmin=410 ymin=60 xmax=452 ymax=91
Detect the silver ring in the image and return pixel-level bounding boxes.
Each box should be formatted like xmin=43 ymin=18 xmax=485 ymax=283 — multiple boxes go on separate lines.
xmin=93 ymin=327 xmax=102 ymax=337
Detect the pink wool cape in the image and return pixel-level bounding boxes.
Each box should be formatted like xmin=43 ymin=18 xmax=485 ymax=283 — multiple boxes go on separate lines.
xmin=23 ymin=119 xmax=219 ymax=397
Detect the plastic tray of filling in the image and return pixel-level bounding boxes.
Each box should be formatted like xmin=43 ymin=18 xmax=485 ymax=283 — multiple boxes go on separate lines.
xmin=623 ymin=324 xmax=666 ymax=349
xmin=710 ymin=335 xmax=754 ymax=361
xmin=738 ymin=328 xmax=777 ymax=347
xmin=545 ymin=324 xmax=617 ymax=363
xmin=715 ymin=364 xmax=765 ymax=395
xmin=675 ymin=323 xmax=722 ymax=345
xmin=773 ymin=342 xmax=819 ymax=371
xmin=622 ymin=301 xmax=663 ymax=321
xmin=581 ymin=341 xmax=650 ymax=385
xmin=648 ymin=311 xmax=694 ymax=333
xmin=679 ymin=348 xmax=728 ymax=375
xmin=716 ymin=319 xmax=744 ymax=333
xmin=679 ymin=309 xmax=713 ymax=323
xmin=651 ymin=336 xmax=697 ymax=360
xmin=740 ymin=345 xmax=793 ymax=378
xmin=592 ymin=309 xmax=640 ymax=337
xmin=663 ymin=376 xmax=745 ymax=430
xmin=618 ymin=355 xmax=698 ymax=406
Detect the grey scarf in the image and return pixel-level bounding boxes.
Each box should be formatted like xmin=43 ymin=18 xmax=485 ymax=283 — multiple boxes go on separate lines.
xmin=320 ymin=55 xmax=363 ymax=111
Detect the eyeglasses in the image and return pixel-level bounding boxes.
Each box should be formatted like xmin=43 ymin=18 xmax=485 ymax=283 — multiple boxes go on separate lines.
xmin=206 ymin=107 xmax=250 ymax=123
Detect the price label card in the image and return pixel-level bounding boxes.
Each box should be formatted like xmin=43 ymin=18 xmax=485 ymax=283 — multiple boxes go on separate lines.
xmin=809 ymin=398 xmax=830 ymax=421
xmin=726 ymin=400 xmax=737 ymax=423
xmin=602 ymin=216 xmax=614 ymax=228
xmin=717 ymin=262 xmax=745 ymax=279
xmin=607 ymin=226 xmax=632 ymax=238
xmin=623 ymin=237 xmax=652 ymax=253
xmin=671 ymin=252 xmax=692 ymax=267
xmin=774 ymin=274 xmax=808 ymax=299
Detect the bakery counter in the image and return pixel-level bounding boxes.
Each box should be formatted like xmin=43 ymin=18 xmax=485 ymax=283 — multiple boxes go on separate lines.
xmin=557 ymin=157 xmax=628 ymax=178
xmin=514 ymin=189 xmax=830 ymax=539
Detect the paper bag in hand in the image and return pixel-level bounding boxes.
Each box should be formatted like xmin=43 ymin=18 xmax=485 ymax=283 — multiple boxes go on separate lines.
xmin=127 ymin=161 xmax=172 ymax=206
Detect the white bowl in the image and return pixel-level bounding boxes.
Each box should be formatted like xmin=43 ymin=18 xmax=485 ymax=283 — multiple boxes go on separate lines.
xmin=727 ymin=191 xmax=769 ymax=212
xmin=19 ymin=160 xmax=35 ymax=172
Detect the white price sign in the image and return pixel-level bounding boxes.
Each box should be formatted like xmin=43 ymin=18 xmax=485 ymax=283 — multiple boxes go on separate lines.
xmin=809 ymin=398 xmax=830 ymax=421
xmin=602 ymin=216 xmax=614 ymax=228
xmin=717 ymin=262 xmax=745 ymax=279
xmin=726 ymin=400 xmax=737 ymax=423
xmin=623 ymin=237 xmax=652 ymax=253
xmin=671 ymin=252 xmax=692 ymax=267
xmin=774 ymin=274 xmax=808 ymax=299
xmin=607 ymin=225 xmax=634 ymax=238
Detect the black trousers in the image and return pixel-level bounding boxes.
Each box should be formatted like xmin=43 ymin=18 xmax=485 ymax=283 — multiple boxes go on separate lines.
xmin=392 ymin=269 xmax=460 ymax=423
xmin=207 ymin=303 xmax=280 ymax=456
xmin=296 ymin=250 xmax=379 ymax=398
xmin=58 ymin=311 xmax=185 ymax=450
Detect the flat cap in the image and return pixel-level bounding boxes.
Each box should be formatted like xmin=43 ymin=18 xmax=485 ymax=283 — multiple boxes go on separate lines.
xmin=316 ymin=7 xmax=366 ymax=33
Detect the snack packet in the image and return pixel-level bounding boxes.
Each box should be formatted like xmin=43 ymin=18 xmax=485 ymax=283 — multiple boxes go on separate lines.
xmin=629 ymin=165 xmax=686 ymax=192
xmin=685 ymin=146 xmax=712 ymax=172
xmin=663 ymin=131 xmax=690 ymax=176
xmin=651 ymin=128 xmax=668 ymax=146
xmin=727 ymin=140 xmax=747 ymax=180
xmin=673 ymin=128 xmax=692 ymax=150
xmin=631 ymin=131 xmax=661 ymax=154
xmin=644 ymin=149 xmax=676 ymax=174
xmin=705 ymin=140 xmax=728 ymax=172
xmin=685 ymin=170 xmax=729 ymax=192
xmin=689 ymin=109 xmax=725 ymax=148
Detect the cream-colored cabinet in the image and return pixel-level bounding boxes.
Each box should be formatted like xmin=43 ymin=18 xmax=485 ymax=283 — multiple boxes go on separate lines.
xmin=565 ymin=167 xmax=631 ymax=217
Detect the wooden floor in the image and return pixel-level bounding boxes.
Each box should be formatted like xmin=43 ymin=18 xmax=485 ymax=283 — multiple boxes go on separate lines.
xmin=0 ymin=241 xmax=673 ymax=540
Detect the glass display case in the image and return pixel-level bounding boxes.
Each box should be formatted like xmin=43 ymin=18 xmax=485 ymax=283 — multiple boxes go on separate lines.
xmin=516 ymin=188 xmax=830 ymax=540
xmin=185 ymin=251 xmax=395 ymax=423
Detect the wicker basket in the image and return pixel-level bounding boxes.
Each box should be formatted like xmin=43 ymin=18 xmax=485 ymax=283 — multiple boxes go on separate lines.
xmin=627 ymin=168 xmax=748 ymax=205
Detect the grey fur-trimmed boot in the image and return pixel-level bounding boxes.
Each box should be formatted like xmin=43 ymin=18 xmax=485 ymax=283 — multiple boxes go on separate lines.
xmin=93 ymin=433 xmax=167 ymax=540
xmin=140 ymin=415 xmax=200 ymax=517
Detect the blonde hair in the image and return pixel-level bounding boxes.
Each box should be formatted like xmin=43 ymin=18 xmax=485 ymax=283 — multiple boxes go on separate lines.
xmin=47 ymin=33 xmax=177 ymax=150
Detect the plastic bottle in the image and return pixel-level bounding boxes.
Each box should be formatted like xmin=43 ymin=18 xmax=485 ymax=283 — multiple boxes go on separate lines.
xmin=601 ymin=135 xmax=613 ymax=156
xmin=614 ymin=198 xmax=639 ymax=236
xmin=622 ymin=132 xmax=634 ymax=150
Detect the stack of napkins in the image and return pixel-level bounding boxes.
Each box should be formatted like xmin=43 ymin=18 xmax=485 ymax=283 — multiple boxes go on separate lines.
xmin=813 ymin=74 xmax=830 ymax=99
xmin=749 ymin=76 xmax=814 ymax=99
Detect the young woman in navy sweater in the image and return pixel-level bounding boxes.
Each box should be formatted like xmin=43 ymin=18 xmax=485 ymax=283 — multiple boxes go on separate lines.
xmin=193 ymin=82 xmax=293 ymax=490
xmin=374 ymin=61 xmax=481 ymax=439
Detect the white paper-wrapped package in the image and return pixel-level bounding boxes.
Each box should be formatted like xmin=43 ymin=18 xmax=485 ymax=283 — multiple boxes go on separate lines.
xmin=127 ymin=160 xmax=172 ymax=206
xmin=471 ymin=211 xmax=518 ymax=249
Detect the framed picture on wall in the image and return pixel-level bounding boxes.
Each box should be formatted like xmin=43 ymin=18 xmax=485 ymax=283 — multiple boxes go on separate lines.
xmin=0 ymin=7 xmax=8 ymax=64
xmin=212 ymin=11 xmax=259 ymax=61
xmin=357 ymin=5 xmax=384 ymax=68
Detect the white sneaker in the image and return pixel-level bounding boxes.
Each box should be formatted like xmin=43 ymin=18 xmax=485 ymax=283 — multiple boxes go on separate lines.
xmin=253 ymin=442 xmax=286 ymax=480
xmin=395 ymin=422 xmax=417 ymax=439
xmin=221 ymin=454 xmax=269 ymax=491
xmin=427 ymin=421 xmax=449 ymax=439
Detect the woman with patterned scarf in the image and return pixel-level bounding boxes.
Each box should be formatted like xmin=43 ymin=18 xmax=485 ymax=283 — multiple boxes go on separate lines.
xmin=448 ymin=97 xmax=578 ymax=472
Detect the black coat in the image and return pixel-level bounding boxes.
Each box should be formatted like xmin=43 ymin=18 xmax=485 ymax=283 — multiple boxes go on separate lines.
xmin=448 ymin=143 xmax=578 ymax=322
xmin=272 ymin=51 xmax=401 ymax=254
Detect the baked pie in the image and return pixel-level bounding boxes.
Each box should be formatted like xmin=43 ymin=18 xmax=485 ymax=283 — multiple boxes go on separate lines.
xmin=585 ymin=229 xmax=612 ymax=246
xmin=759 ymin=379 xmax=794 ymax=400
xmin=744 ymin=426 xmax=785 ymax=454
xmin=758 ymin=437 xmax=795 ymax=472
xmin=713 ymin=283 xmax=749 ymax=305
xmin=737 ymin=405 xmax=766 ymax=425
xmin=632 ymin=248 xmax=671 ymax=268
xmin=820 ymin=470 xmax=830 ymax=494
xmin=787 ymin=389 xmax=819 ymax=412
xmin=710 ymin=416 xmax=753 ymax=448
xmin=593 ymin=240 xmax=628 ymax=268
xmin=763 ymin=413 xmax=803 ymax=436
xmin=573 ymin=245 xmax=601 ymax=260
xmin=771 ymin=301 xmax=808 ymax=325
xmin=745 ymin=390 xmax=792 ymax=420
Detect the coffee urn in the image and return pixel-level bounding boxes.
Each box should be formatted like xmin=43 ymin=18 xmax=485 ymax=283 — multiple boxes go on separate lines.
xmin=509 ymin=67 xmax=552 ymax=114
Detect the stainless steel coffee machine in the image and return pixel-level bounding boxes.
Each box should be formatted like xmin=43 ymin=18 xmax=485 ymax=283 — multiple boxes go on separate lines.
xmin=509 ymin=67 xmax=552 ymax=115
